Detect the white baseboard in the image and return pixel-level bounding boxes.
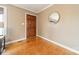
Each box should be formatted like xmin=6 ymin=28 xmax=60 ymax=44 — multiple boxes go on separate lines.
xmin=37 ymin=35 xmax=79 ymax=54
xmin=6 ymin=38 xmax=26 ymax=45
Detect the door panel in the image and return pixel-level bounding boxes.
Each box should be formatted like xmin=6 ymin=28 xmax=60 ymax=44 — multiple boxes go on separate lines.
xmin=27 ymin=14 xmax=36 ymax=38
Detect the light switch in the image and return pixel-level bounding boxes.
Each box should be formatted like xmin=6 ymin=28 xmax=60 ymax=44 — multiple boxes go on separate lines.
xmin=21 ymin=23 xmax=24 ymax=25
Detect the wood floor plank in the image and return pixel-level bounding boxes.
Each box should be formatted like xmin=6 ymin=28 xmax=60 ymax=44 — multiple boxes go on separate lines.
xmin=3 ymin=37 xmax=77 ymax=55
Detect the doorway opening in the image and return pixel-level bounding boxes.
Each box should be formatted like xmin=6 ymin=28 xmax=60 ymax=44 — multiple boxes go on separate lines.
xmin=0 ymin=6 xmax=7 ymax=36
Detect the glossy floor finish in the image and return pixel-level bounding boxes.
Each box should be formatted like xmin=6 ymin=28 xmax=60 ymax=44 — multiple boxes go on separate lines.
xmin=3 ymin=37 xmax=76 ymax=55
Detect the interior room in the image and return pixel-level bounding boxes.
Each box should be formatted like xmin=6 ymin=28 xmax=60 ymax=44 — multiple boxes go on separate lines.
xmin=0 ymin=4 xmax=79 ymax=55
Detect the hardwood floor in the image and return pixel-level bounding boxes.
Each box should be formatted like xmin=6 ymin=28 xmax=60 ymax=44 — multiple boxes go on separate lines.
xmin=3 ymin=37 xmax=77 ymax=55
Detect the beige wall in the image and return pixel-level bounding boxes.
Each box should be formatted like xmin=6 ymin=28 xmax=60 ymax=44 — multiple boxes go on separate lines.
xmin=0 ymin=4 xmax=36 ymax=42
xmin=38 ymin=4 xmax=79 ymax=51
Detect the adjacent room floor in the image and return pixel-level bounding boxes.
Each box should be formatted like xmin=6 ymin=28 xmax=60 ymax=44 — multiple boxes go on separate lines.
xmin=3 ymin=37 xmax=77 ymax=55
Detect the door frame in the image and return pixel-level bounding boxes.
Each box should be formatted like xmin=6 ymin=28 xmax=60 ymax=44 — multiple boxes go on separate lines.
xmin=25 ymin=13 xmax=38 ymax=39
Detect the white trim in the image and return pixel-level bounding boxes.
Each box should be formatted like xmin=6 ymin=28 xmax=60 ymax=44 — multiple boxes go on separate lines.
xmin=25 ymin=13 xmax=37 ymax=39
xmin=2 ymin=49 xmax=5 ymax=54
xmin=37 ymin=35 xmax=79 ymax=54
xmin=36 ymin=15 xmax=38 ymax=35
xmin=12 ymin=4 xmax=36 ymax=13
xmin=6 ymin=38 xmax=25 ymax=45
xmin=24 ymin=13 xmax=27 ymax=39
xmin=3 ymin=6 xmax=7 ymax=36
xmin=36 ymin=4 xmax=53 ymax=13
xmin=25 ymin=13 xmax=37 ymax=16
xmin=13 ymin=4 xmax=53 ymax=13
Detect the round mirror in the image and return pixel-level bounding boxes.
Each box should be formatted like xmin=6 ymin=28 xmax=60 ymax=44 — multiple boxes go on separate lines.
xmin=49 ymin=12 xmax=60 ymax=23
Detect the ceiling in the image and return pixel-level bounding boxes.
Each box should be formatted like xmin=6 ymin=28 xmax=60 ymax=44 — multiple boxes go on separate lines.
xmin=12 ymin=4 xmax=53 ymax=13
